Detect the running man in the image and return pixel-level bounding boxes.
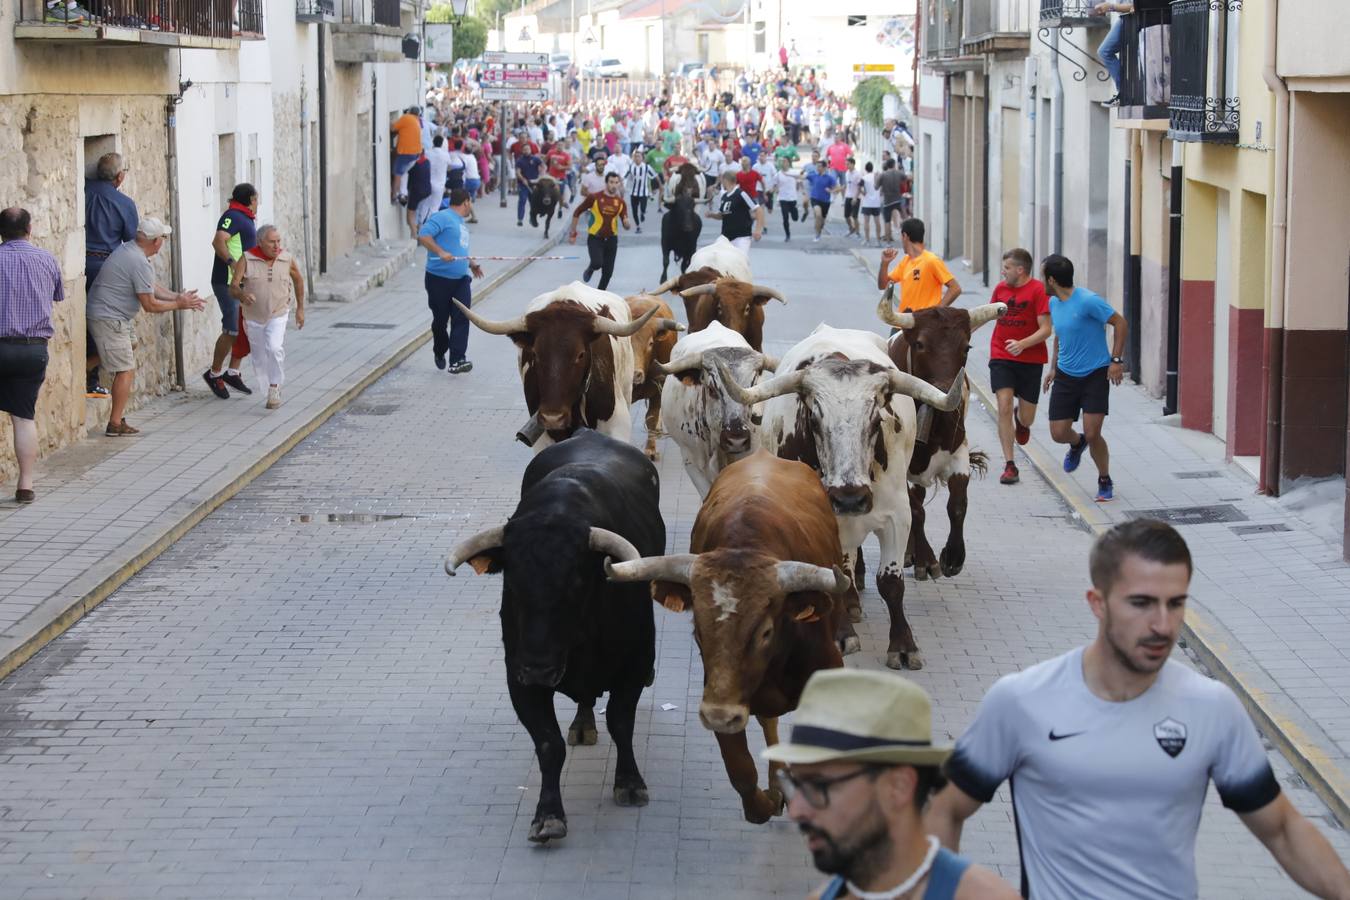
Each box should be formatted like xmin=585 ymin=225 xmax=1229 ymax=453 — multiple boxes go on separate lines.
xmin=926 ymin=519 xmax=1350 ymax=900
xmin=569 ymin=171 xmax=631 ymax=291
xmin=802 ymin=159 xmax=839 ymax=242
xmin=706 ymin=170 xmax=764 ymax=254
xmin=876 ymin=218 xmax=962 ymax=312
xmin=987 ymin=248 xmax=1051 ymax=485
xmin=1039 ymin=253 xmax=1126 ymax=502
xmin=841 ymin=156 xmax=864 ymax=237
xmin=773 ymin=157 xmax=800 ymax=242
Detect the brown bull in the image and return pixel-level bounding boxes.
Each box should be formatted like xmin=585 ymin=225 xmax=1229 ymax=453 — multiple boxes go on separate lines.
xmin=877 ymin=294 xmax=1005 ymax=581
xmin=624 ymin=293 xmax=682 ymax=460
xmin=606 ymin=450 xmax=849 ymax=824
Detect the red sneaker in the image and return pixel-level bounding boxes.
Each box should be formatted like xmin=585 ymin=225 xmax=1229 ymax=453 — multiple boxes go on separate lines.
xmin=1000 ymin=461 xmax=1019 ymax=485
xmin=1015 ymin=420 xmax=1031 ymax=446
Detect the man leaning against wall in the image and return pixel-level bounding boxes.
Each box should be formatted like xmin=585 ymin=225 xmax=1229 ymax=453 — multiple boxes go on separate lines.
xmin=84 ymin=152 xmax=139 ymax=401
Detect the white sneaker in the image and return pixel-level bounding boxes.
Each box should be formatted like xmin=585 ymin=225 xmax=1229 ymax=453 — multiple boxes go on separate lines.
xmin=265 ymin=386 xmax=281 ymax=409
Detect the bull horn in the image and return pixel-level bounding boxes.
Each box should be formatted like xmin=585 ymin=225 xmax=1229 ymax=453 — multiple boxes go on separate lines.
xmin=875 ymin=293 xmax=915 ymax=330
xmin=589 ymin=527 xmax=642 ymax=563
xmin=605 ymin=553 xmax=697 ymax=585
xmin=454 ymin=299 xmax=527 ymax=336
xmin=758 ymin=353 xmax=779 ymax=372
xmin=593 ymin=305 xmax=659 ymax=338
xmin=679 ymin=283 xmax=718 ymax=299
xmin=776 ymin=562 xmax=851 ymax=596
xmin=715 ymin=358 xmax=806 ymax=406
xmin=656 ymin=318 xmax=686 ymax=334
xmin=657 ymin=351 xmax=704 ymax=375
xmin=887 ymin=366 xmax=967 ymax=412
xmin=446 ymin=525 xmax=506 ymax=575
xmin=751 ymin=285 xmax=787 ymax=304
xmin=967 ymin=302 xmax=1006 ymax=332
xmin=651 ymin=276 xmax=682 ymax=295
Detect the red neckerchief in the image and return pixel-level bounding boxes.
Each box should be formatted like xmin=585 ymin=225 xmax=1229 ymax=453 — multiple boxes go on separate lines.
xmin=247 ymin=246 xmax=274 ymax=261
xmin=228 ymin=201 xmax=255 ymax=219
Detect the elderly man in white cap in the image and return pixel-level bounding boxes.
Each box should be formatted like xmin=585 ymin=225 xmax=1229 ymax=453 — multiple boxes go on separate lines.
xmin=86 ymin=216 xmax=205 ymax=436
xmin=765 ymin=669 xmax=1017 ymax=900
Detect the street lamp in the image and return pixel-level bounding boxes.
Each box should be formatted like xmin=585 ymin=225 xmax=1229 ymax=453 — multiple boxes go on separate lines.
xmin=447 ymin=0 xmax=469 ymax=23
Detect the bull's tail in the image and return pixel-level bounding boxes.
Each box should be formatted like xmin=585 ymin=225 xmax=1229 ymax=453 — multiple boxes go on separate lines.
xmin=968 ymin=448 xmax=990 ymax=479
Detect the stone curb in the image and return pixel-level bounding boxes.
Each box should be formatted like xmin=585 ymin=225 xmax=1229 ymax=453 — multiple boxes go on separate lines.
xmin=848 ymin=246 xmax=1350 ymax=828
xmin=0 ymin=230 xmax=563 ymax=684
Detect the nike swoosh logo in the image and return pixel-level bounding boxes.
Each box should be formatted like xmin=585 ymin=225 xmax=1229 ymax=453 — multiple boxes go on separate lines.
xmin=1048 ymin=730 xmax=1086 ymax=742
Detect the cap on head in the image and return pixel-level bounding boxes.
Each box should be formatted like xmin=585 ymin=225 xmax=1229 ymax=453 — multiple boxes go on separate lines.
xmin=760 ymin=668 xmax=950 ymax=766
xmin=136 ymin=217 xmax=173 ymax=240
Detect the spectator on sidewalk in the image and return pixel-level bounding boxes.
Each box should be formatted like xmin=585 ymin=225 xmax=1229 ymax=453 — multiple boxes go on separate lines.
xmin=987 ymin=248 xmax=1051 ymax=486
xmin=87 ymin=217 xmax=206 ymax=437
xmin=875 ymin=219 xmax=962 ymax=311
xmin=417 ymin=188 xmax=482 ymax=375
xmin=0 ymin=208 xmax=64 ymax=504
xmin=391 ymin=106 xmax=423 ymax=204
xmin=1038 ymin=254 xmax=1126 ymax=502
xmin=427 ymin=135 xmax=453 ymax=210
xmin=204 ymin=183 xmax=258 ymax=400
xmin=230 ymin=225 xmax=305 ymax=410
xmin=404 ymin=151 xmax=435 ymax=231
xmin=766 ymin=669 xmax=1019 ymax=900
xmin=706 ymin=170 xmax=764 ymax=255
xmin=926 ymin=519 xmax=1350 ymax=900
xmin=85 ymin=152 xmax=138 ymax=400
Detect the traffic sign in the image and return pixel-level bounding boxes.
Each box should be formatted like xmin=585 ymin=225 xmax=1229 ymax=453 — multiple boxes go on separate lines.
xmin=482 ymin=86 xmax=550 ymax=101
xmin=483 ymin=50 xmax=548 ymax=66
xmin=482 ymin=67 xmax=548 ymax=84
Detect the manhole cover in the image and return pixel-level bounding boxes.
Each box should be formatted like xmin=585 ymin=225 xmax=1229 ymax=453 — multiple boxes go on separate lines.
xmin=348 ymin=404 xmax=400 ymax=416
xmin=332 ymin=322 xmax=397 ymax=330
xmin=1173 ymin=470 xmax=1223 ymax=479
xmin=1230 ymin=523 xmax=1292 ymax=535
xmin=295 ymin=513 xmax=416 ymax=524
xmin=1127 ymin=504 xmax=1247 ymax=526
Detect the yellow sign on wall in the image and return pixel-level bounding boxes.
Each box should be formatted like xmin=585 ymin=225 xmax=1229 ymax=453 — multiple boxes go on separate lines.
xmin=853 ymin=63 xmax=896 ymax=73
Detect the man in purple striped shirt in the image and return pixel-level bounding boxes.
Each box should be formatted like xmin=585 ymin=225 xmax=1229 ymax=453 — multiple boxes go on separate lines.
xmin=0 ymin=207 xmax=65 ymax=504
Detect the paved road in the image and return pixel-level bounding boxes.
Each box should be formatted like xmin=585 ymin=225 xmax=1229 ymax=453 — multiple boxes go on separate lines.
xmin=1 ymin=221 xmax=1346 ymax=898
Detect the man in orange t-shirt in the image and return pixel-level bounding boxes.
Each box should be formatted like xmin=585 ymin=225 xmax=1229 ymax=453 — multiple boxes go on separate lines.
xmin=875 ymin=217 xmax=962 ymax=312
xmin=390 ymin=107 xmax=425 ymax=204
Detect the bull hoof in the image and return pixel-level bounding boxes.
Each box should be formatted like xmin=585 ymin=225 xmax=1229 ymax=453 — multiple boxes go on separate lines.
xmin=939 ymin=548 xmax=965 ymax=578
xmin=645 ymin=448 xmax=660 ymax=462
xmin=903 ymin=552 xmax=914 ymax=568
xmin=840 ymin=634 xmax=862 ymax=656
xmin=567 ymin=724 xmax=599 ymax=746
xmin=886 ymin=650 xmax=924 ymax=671
xmin=768 ymin=786 xmax=787 ymax=816
xmin=914 ymin=561 xmax=941 ymax=581
xmin=847 ymin=604 xmax=863 ymax=624
xmin=613 ymin=779 xmax=649 ymax=807
xmin=528 ymin=815 xmax=568 ymax=843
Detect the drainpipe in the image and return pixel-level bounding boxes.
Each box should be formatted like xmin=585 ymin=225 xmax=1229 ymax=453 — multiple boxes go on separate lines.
xmin=1260 ymin=0 xmax=1289 ymax=495
xmin=1051 ymin=29 xmax=1064 ymax=252
xmin=1164 ymin=139 xmax=1182 ymax=416
xmin=318 ymin=25 xmax=329 ymax=272
xmin=943 ymin=76 xmax=952 ymax=256
xmin=981 ymin=68 xmax=990 ymax=287
xmin=1024 ymin=55 xmax=1037 ymax=261
xmin=164 ymin=92 xmax=187 ymax=392
xmin=371 ymin=68 xmax=382 ymax=240
xmin=1127 ymin=129 xmax=1143 ymax=382
xmin=300 ymin=75 xmax=316 ymax=297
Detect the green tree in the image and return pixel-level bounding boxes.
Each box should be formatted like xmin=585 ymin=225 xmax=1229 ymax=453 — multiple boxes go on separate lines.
xmin=851 ymin=76 xmax=899 ymax=128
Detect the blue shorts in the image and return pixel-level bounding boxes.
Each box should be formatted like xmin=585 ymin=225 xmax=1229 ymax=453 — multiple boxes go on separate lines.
xmin=464 ymin=178 xmax=482 ymax=194
xmin=394 ymin=153 xmax=418 ymax=175
xmin=212 ymin=282 xmax=240 ymax=335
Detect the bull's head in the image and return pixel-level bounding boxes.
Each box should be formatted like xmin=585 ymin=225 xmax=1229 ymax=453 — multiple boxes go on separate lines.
xmin=605 ymin=550 xmax=848 ymax=733
xmin=626 ymin=295 xmax=685 ymax=387
xmin=676 ymin=279 xmax=786 ymax=350
xmin=660 ymin=344 xmax=777 ymax=457
xmin=455 ymin=299 xmax=673 ymax=435
xmin=446 ymin=521 xmax=643 ymax=688
xmin=877 ymin=296 xmax=1005 ymax=390
xmin=718 ymin=356 xmax=964 ymax=516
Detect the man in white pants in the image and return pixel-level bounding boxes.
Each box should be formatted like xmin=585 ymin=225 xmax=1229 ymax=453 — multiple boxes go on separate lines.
xmin=230 ymin=225 xmax=305 ymax=410
xmin=706 ymin=171 xmax=763 ymax=255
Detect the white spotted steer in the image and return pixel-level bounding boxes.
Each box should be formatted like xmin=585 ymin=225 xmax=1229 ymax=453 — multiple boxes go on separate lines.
xmin=718 ymin=325 xmax=963 ymax=671
xmin=659 ymin=322 xmax=777 ymax=498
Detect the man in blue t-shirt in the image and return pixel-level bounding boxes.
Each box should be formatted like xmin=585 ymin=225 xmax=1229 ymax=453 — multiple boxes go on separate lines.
xmin=801 ymin=160 xmax=839 ymax=242
xmin=417 ymin=189 xmax=483 ymax=374
xmin=203 ymin=183 xmax=259 ymax=400
xmin=515 ymin=149 xmax=544 ymax=228
xmin=1040 ymin=254 xmax=1128 ymax=502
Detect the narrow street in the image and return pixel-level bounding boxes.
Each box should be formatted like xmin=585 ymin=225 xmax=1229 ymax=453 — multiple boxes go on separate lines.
xmin=1 ymin=212 xmax=1346 ymax=898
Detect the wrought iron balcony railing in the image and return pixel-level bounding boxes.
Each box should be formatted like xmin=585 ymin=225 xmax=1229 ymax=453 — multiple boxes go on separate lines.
xmin=296 ymin=0 xmax=335 ymax=21
xmin=1168 ymin=0 xmax=1239 ymax=143
xmin=18 ymin=0 xmax=236 ymax=39
xmin=236 ymin=0 xmax=264 ymax=37
xmin=1117 ymin=6 xmax=1171 ymax=120
xmin=963 ymin=0 xmax=1032 ymax=53
xmin=1039 ymin=0 xmax=1111 ymax=28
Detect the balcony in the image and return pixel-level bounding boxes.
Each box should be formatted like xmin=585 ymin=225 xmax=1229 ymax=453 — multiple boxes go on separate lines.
xmin=1114 ymin=6 xmax=1171 ymax=127
xmin=1039 ymin=0 xmax=1110 ymax=29
xmin=296 ymin=0 xmax=336 ymax=21
xmin=15 ymin=0 xmax=240 ymax=47
xmin=1167 ymin=0 xmax=1239 ymax=143
xmin=331 ymin=0 xmax=405 ymax=62
xmin=963 ymin=0 xmax=1031 ymax=55
xmin=236 ymin=0 xmax=264 ymax=37
xmin=924 ymin=0 xmax=981 ymax=71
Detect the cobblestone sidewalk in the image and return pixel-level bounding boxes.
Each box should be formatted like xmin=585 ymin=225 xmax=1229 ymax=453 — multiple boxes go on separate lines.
xmin=852 ymin=245 xmax=1350 ymax=826
xmin=0 ymin=200 xmax=563 ymax=681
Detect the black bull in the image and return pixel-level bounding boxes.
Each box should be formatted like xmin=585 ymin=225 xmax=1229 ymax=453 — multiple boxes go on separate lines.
xmin=446 ymin=429 xmax=663 ymax=843
xmin=660 ymin=179 xmax=703 ymax=282
xmin=528 ymin=177 xmax=563 ymax=237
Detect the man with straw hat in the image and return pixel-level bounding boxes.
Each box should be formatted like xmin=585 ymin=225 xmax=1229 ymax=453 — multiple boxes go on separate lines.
xmin=765 ymin=669 xmax=1017 ymax=900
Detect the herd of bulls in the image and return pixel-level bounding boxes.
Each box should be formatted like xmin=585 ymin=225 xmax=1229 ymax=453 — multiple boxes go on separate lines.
xmin=444 ymin=236 xmax=1006 ymax=844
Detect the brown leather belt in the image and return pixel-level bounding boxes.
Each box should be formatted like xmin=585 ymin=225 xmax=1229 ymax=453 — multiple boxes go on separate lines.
xmin=86 ymin=249 xmax=113 ymax=259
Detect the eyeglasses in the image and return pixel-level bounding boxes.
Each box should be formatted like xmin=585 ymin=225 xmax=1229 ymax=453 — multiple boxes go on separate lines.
xmin=776 ymin=765 xmax=882 ymax=810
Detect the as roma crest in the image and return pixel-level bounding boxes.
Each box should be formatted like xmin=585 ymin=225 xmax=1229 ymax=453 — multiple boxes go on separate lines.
xmin=1154 ymin=717 xmax=1188 ymax=758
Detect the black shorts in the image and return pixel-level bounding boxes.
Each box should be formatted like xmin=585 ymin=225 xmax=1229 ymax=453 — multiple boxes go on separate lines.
xmin=843 ymin=198 xmax=859 ymax=219
xmin=1048 ymin=365 xmax=1110 ymax=422
xmin=989 ymin=359 xmax=1043 ymax=406
xmin=861 ymin=206 xmax=881 ymax=218
xmin=811 ymin=198 xmax=831 ymax=217
xmin=882 ymin=201 xmax=903 ymax=219
xmin=0 ymin=339 xmax=49 ymax=420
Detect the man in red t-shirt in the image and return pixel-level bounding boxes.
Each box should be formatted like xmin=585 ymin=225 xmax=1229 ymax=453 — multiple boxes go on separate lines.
xmin=987 ymin=247 xmax=1052 ymax=485
xmin=545 ymin=141 xmax=572 ymax=205
xmin=734 ymin=156 xmax=763 ymax=199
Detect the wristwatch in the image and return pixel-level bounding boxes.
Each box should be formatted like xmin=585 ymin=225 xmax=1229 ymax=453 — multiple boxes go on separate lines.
xmin=1110 ymin=356 xmax=1124 ymax=364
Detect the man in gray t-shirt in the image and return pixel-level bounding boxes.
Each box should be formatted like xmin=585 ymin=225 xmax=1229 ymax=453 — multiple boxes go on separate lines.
xmin=86 ymin=217 xmax=205 ymax=436
xmin=925 ymin=520 xmax=1350 ymax=900
xmin=876 ymin=160 xmax=904 ymax=242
